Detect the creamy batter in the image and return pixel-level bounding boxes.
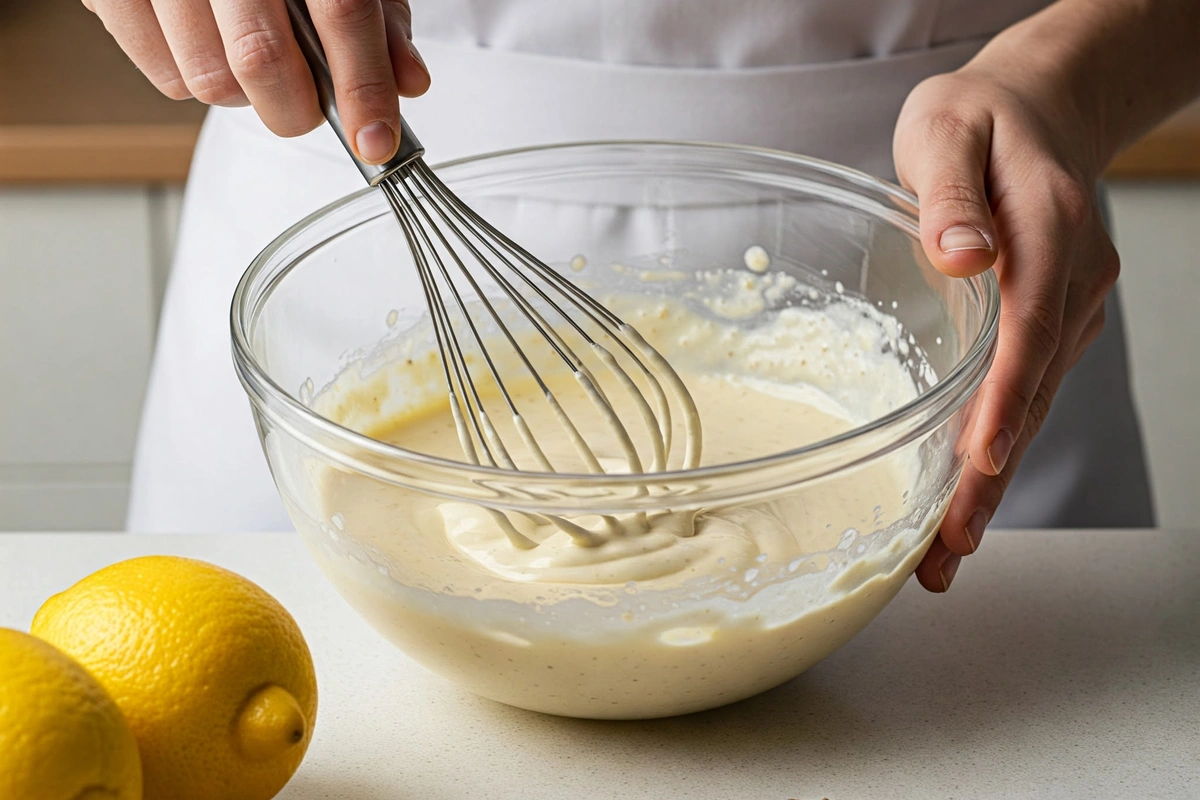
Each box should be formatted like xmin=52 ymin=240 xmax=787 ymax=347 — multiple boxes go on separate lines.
xmin=292 ymin=272 xmax=947 ymax=718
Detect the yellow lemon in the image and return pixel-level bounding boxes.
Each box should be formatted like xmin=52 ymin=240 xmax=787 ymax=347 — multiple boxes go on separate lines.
xmin=31 ymin=556 xmax=317 ymax=800
xmin=0 ymin=627 xmax=142 ymax=800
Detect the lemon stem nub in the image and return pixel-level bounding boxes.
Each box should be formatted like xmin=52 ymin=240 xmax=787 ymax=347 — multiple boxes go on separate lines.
xmin=235 ymin=685 xmax=307 ymax=761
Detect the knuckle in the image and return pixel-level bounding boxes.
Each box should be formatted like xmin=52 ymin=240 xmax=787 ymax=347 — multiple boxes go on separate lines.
xmin=1048 ymin=176 xmax=1093 ymax=228
xmin=342 ymin=77 xmax=395 ymax=109
xmin=382 ymin=0 xmax=413 ymax=25
xmin=1002 ymin=289 xmax=1062 ymax=372
xmin=900 ymin=78 xmax=956 ymax=128
xmin=926 ymin=180 xmax=989 ymax=217
xmin=1023 ymin=384 xmax=1055 ymax=438
xmin=318 ymin=0 xmax=378 ymax=26
xmin=158 ymin=76 xmax=194 ymax=101
xmin=1070 ymin=238 xmax=1120 ymax=307
xmin=994 ymin=376 xmax=1037 ymax=431
xmin=922 ymin=108 xmax=982 ymax=149
xmin=81 ymin=0 xmax=96 ymax=12
xmin=228 ymin=27 xmax=290 ymax=82
xmin=183 ymin=58 xmax=242 ymax=105
xmin=1096 ymin=242 xmax=1121 ymax=289
xmin=1017 ymin=297 xmax=1063 ymax=357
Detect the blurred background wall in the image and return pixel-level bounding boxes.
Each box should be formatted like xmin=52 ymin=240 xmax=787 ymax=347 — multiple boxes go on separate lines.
xmin=2 ymin=0 xmax=1198 ymax=531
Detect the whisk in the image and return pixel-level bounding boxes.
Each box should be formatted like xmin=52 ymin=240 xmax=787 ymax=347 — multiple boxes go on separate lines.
xmin=285 ymin=3 xmax=702 ymax=542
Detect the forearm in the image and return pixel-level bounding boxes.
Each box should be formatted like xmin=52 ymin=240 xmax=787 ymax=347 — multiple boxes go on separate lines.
xmin=966 ymin=0 xmax=1200 ymax=177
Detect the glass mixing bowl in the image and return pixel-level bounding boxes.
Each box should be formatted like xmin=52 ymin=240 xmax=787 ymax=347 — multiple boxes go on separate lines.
xmin=232 ymin=141 xmax=998 ymax=719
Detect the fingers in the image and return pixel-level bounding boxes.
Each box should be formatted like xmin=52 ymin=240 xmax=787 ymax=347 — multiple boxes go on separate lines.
xmin=919 ymin=216 xmax=1115 ymax=593
xmin=895 ymin=109 xmax=1000 ymax=279
xmin=211 ymin=0 xmax=323 ymax=135
xmin=382 ymin=0 xmax=430 ymax=98
xmin=968 ymin=189 xmax=1085 ymax=481
xmin=917 ymin=389 xmax=1049 ymax=595
xmin=966 ymin=180 xmax=1113 ymax=481
xmin=149 ymin=0 xmax=248 ymax=107
xmin=937 ymin=357 xmax=1062 ymax=556
xmin=89 ymin=0 xmax=191 ymax=99
xmin=919 ymin=384 xmax=1043 ymax=594
xmin=970 ymin=292 xmax=1063 ymax=480
xmin=928 ymin=291 xmax=1088 ymax=585
xmin=308 ymin=0 xmax=400 ymax=163
xmin=93 ymin=0 xmax=422 ymax=144
xmin=915 ymin=537 xmax=960 ymax=593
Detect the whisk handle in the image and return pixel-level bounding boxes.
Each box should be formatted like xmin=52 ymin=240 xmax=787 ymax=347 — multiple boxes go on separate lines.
xmin=283 ymin=0 xmax=425 ymax=185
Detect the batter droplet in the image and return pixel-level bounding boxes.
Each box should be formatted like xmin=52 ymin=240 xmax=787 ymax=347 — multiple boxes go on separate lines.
xmin=742 ymin=245 xmax=770 ymax=274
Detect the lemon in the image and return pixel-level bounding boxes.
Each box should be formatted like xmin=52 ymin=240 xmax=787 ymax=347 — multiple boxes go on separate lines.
xmin=32 ymin=556 xmax=317 ymax=800
xmin=0 ymin=627 xmax=142 ymax=800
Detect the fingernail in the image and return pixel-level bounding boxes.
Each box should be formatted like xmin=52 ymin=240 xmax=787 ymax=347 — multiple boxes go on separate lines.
xmin=407 ymin=40 xmax=431 ymax=82
xmin=355 ymin=121 xmax=396 ymax=164
xmin=940 ymin=225 xmax=993 ymax=253
xmin=964 ymin=509 xmax=988 ymax=553
xmin=939 ymin=553 xmax=962 ymax=592
xmin=987 ymin=428 xmax=1013 ymax=474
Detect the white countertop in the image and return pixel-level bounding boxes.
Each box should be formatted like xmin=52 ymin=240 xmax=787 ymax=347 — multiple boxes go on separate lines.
xmin=1 ymin=530 xmax=1196 ymax=799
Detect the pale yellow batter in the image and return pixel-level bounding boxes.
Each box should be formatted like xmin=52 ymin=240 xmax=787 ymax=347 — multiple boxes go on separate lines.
xmin=293 ymin=279 xmax=945 ymax=718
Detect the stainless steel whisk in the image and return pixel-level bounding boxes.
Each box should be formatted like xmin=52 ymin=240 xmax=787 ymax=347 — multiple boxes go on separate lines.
xmin=285 ymin=2 xmax=702 ymax=536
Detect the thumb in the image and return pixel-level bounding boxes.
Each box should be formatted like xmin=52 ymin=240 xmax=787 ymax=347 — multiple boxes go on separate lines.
xmin=896 ymin=114 xmax=999 ymax=278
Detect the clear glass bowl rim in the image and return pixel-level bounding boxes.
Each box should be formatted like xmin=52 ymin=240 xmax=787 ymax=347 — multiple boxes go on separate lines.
xmin=231 ymin=139 xmax=1000 ymax=508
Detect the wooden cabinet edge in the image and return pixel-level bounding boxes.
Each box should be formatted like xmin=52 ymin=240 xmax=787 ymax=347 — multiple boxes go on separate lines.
xmin=1107 ymin=129 xmax=1200 ymax=179
xmin=0 ymin=124 xmax=200 ymax=184
xmin=0 ymin=120 xmax=1196 ymax=183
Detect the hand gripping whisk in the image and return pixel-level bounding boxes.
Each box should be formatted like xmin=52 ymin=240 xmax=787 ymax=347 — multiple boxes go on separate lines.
xmin=285 ymin=2 xmax=702 ymax=545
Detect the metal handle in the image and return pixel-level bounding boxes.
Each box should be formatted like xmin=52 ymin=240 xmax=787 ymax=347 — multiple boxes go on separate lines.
xmin=283 ymin=0 xmax=424 ymax=185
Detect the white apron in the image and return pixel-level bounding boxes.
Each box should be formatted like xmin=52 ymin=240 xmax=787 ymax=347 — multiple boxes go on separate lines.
xmin=127 ymin=0 xmax=1154 ymax=532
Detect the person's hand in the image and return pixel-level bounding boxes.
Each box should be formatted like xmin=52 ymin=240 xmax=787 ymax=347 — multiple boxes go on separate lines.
xmin=893 ymin=64 xmax=1119 ymax=592
xmin=83 ymin=0 xmax=431 ymax=163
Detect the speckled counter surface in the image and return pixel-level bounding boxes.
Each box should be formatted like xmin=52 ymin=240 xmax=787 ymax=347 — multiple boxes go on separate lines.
xmin=2 ymin=530 xmax=1196 ymax=799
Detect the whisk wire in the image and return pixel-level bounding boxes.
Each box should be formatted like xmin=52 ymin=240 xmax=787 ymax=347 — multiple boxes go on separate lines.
xmin=411 ymin=163 xmax=670 ymax=472
xmin=395 ymin=171 xmax=598 ymax=474
xmin=387 ymin=184 xmax=496 ymax=467
xmin=398 ymin=165 xmax=655 ymax=476
xmin=391 ymin=167 xmax=668 ymax=539
xmin=391 ymin=185 xmax=587 ymax=549
xmin=383 ymin=158 xmax=702 ymax=482
xmin=393 ymin=178 xmax=542 ymax=472
xmin=416 ymin=164 xmax=700 ymax=468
